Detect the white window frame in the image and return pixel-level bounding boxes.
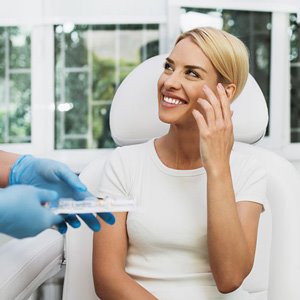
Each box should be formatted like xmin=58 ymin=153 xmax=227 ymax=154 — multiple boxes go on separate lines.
xmin=168 ymin=0 xmax=299 ymax=162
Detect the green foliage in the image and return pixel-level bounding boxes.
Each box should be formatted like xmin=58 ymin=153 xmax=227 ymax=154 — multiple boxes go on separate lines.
xmin=0 ymin=27 xmax=31 ymax=143
xmin=92 ymin=56 xmax=116 ymax=100
xmin=9 ymin=73 xmax=31 ymax=140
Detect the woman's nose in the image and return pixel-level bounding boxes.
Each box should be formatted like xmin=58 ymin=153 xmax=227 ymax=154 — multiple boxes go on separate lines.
xmin=164 ymin=72 xmax=181 ymax=90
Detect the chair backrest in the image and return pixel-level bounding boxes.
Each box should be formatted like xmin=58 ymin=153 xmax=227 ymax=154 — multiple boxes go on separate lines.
xmin=110 ymin=54 xmax=269 ymax=146
xmin=63 ymin=55 xmax=300 ymax=300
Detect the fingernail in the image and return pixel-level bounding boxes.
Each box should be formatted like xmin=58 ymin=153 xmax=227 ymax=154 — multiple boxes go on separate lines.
xmin=217 ymin=83 xmax=224 ymax=90
xmin=203 ymin=85 xmax=208 ymax=91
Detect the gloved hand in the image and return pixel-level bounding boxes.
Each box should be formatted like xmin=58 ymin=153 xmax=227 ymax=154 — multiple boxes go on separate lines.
xmin=9 ymin=156 xmax=115 ymax=232
xmin=56 ymin=212 xmax=116 ymax=234
xmin=9 ymin=155 xmax=87 ymax=200
xmin=54 ymin=190 xmax=115 ymax=233
xmin=0 ymin=185 xmax=63 ymax=239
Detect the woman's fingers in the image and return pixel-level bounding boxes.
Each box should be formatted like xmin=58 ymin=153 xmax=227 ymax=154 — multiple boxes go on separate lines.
xmin=192 ymin=109 xmax=209 ymax=135
xmin=196 ymin=84 xmax=233 ymax=131
xmin=197 ymin=98 xmax=216 ymax=127
xmin=217 ymin=83 xmax=232 ymax=123
xmin=203 ymin=85 xmax=223 ymax=121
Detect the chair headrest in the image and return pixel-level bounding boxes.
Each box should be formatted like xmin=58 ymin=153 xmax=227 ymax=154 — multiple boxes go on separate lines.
xmin=110 ymin=54 xmax=269 ymax=146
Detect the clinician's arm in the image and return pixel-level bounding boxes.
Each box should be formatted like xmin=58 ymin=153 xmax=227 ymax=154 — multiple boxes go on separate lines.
xmin=193 ymin=84 xmax=263 ymax=293
xmin=0 ymin=151 xmax=19 ymax=187
xmin=93 ymin=212 xmax=157 ymax=300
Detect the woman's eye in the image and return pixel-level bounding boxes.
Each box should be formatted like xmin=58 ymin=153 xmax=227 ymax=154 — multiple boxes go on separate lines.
xmin=186 ymin=69 xmax=199 ymax=78
xmin=163 ymin=62 xmax=173 ymax=71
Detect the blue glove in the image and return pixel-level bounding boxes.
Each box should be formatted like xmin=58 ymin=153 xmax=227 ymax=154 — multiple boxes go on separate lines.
xmin=9 ymin=155 xmax=115 ymax=232
xmin=0 ymin=185 xmax=63 ymax=239
xmin=56 ymin=212 xmax=116 ymax=234
xmin=9 ymin=155 xmax=87 ymax=200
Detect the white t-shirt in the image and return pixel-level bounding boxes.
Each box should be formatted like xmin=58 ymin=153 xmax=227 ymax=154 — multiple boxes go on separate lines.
xmin=97 ymin=139 xmax=267 ymax=300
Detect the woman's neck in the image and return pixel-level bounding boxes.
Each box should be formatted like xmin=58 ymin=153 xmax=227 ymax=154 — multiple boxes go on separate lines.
xmin=155 ymin=124 xmax=203 ymax=170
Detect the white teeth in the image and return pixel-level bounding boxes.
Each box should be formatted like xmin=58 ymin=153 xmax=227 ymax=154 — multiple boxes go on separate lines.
xmin=163 ymin=96 xmax=185 ymax=105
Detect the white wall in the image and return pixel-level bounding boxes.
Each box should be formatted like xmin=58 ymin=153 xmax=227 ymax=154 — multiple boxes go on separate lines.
xmin=0 ymin=0 xmax=167 ymax=25
xmin=292 ymin=161 xmax=300 ymax=173
xmin=43 ymin=0 xmax=167 ymax=23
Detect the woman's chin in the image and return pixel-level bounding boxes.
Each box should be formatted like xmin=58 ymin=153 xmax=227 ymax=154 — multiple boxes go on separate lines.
xmin=158 ymin=110 xmax=190 ymax=125
xmin=158 ymin=114 xmax=176 ymax=124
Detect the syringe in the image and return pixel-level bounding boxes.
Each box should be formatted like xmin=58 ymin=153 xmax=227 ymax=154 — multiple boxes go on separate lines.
xmin=51 ymin=196 xmax=136 ymax=214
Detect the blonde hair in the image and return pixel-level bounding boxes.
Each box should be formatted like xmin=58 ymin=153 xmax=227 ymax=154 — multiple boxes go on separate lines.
xmin=176 ymin=27 xmax=249 ymax=100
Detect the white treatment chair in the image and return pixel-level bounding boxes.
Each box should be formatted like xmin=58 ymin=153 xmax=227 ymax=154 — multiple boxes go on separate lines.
xmin=63 ymin=55 xmax=300 ymax=300
xmin=0 ymin=229 xmax=64 ymax=300
xmin=1 ymin=55 xmax=300 ymax=300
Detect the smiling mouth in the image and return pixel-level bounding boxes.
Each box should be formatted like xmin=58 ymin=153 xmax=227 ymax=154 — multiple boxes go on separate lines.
xmin=162 ymin=96 xmax=187 ymax=105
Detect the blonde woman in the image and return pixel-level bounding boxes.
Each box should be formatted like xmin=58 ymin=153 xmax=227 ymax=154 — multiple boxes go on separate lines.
xmin=92 ymin=27 xmax=266 ymax=299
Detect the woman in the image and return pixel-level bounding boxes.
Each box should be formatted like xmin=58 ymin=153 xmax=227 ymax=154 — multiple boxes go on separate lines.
xmin=92 ymin=27 xmax=267 ymax=299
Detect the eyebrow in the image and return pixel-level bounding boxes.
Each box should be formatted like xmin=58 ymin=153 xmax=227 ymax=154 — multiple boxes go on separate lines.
xmin=166 ymin=57 xmax=208 ymax=73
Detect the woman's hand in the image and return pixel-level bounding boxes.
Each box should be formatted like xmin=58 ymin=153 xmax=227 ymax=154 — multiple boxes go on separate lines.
xmin=192 ymin=83 xmax=234 ymax=174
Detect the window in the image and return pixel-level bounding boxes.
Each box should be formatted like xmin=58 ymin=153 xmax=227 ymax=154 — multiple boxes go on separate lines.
xmin=0 ymin=27 xmax=31 ymax=143
xmin=290 ymin=14 xmax=300 ymax=143
xmin=54 ymin=24 xmax=159 ymax=149
xmin=180 ymin=7 xmax=272 ymax=134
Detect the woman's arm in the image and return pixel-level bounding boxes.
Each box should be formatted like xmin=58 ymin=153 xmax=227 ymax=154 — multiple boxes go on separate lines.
xmin=193 ymin=83 xmax=263 ymax=293
xmin=0 ymin=151 xmax=19 ymax=187
xmin=207 ymin=169 xmax=262 ymax=293
xmin=93 ymin=212 xmax=158 ymax=300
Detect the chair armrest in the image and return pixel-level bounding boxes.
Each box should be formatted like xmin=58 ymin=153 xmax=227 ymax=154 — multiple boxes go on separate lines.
xmin=0 ymin=229 xmax=64 ymax=300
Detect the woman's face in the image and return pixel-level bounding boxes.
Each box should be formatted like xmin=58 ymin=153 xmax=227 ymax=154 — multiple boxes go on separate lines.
xmin=157 ymin=37 xmax=219 ymax=126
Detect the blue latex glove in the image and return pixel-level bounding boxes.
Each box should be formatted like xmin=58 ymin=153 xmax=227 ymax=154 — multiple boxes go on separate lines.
xmin=9 ymin=155 xmax=115 ymax=232
xmin=56 ymin=212 xmax=116 ymax=234
xmin=0 ymin=185 xmax=63 ymax=239
xmin=9 ymin=155 xmax=88 ymax=200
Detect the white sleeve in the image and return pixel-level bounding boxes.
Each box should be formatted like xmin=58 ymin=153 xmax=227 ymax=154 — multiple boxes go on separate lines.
xmin=234 ymin=156 xmax=267 ymax=210
xmin=96 ymin=147 xmax=131 ymax=200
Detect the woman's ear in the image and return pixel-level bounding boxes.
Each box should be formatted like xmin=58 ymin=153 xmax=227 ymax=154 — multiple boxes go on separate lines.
xmin=224 ymin=84 xmax=236 ymax=102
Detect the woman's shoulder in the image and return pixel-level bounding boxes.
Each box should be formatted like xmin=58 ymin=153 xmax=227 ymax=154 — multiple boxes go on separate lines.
xmin=231 ymin=142 xmax=266 ymax=177
xmin=110 ymin=139 xmax=153 ymax=162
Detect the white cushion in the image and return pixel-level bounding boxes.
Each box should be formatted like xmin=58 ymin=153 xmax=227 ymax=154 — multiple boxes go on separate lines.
xmin=0 ymin=229 xmax=63 ymax=300
xmin=62 ymin=158 xmax=112 ymax=300
xmin=110 ymin=54 xmax=268 ymax=146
